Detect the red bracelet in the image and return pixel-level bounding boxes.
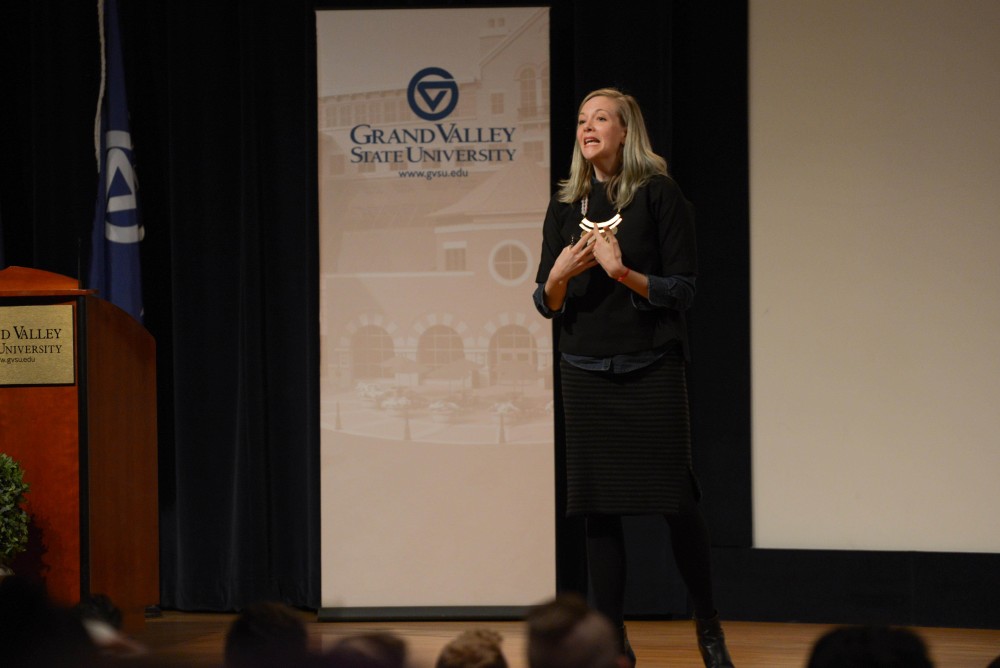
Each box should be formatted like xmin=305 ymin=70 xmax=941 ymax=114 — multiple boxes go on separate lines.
xmin=616 ymin=267 xmax=630 ymax=282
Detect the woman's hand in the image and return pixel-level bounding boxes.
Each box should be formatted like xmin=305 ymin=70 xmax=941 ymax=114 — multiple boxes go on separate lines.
xmin=591 ymin=227 xmax=627 ymax=279
xmin=551 ymin=229 xmax=599 ymax=282
xmin=591 ymin=228 xmax=648 ymax=297
xmin=543 ymin=230 xmax=599 ymax=311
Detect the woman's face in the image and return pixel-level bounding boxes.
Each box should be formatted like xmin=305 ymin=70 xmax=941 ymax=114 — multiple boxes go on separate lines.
xmin=577 ymin=95 xmax=627 ymax=180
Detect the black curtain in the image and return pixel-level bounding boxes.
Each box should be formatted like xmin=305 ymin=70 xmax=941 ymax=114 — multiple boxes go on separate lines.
xmin=0 ymin=0 xmax=749 ymax=612
xmin=138 ymin=1 xmax=320 ymax=609
xmin=546 ymin=1 xmax=750 ymax=613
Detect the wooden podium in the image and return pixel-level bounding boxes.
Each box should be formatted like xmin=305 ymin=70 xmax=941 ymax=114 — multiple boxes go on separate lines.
xmin=0 ymin=266 xmax=158 ymax=630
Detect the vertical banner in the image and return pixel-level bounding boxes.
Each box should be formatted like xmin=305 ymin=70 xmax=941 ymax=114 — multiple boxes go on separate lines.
xmin=88 ymin=0 xmax=144 ymax=322
xmin=317 ymin=8 xmax=553 ymax=613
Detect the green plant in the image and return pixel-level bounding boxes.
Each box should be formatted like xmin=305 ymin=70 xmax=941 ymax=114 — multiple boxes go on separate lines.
xmin=0 ymin=453 xmax=30 ymax=567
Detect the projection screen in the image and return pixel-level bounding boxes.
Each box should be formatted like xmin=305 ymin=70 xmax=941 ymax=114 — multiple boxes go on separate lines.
xmin=750 ymin=0 xmax=1000 ymax=553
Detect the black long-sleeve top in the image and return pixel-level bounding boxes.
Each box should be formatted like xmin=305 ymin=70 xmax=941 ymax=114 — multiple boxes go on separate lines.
xmin=533 ymin=175 xmax=697 ymax=361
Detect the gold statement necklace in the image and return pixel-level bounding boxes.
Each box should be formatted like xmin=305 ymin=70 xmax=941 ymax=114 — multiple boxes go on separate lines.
xmin=579 ymin=195 xmax=622 ymax=236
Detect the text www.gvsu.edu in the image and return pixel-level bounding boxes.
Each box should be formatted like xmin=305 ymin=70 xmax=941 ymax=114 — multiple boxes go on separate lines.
xmin=397 ymin=167 xmax=470 ymax=181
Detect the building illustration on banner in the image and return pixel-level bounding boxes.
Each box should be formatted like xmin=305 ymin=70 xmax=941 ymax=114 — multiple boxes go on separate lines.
xmin=318 ymin=9 xmax=551 ymax=445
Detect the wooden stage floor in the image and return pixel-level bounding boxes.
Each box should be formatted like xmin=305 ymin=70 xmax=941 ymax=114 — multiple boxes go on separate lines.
xmin=133 ymin=612 xmax=1000 ymax=667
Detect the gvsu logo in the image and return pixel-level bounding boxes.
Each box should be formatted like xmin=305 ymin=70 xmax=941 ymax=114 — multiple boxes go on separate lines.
xmin=407 ymin=67 xmax=459 ymax=121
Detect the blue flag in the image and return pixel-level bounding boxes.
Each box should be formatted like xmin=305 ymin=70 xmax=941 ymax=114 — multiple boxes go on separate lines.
xmin=87 ymin=0 xmax=143 ymax=322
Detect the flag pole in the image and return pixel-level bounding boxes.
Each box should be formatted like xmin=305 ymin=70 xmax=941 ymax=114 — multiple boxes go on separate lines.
xmin=94 ymin=0 xmax=107 ymax=170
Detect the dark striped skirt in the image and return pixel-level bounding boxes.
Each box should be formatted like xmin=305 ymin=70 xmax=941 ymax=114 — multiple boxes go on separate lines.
xmin=560 ymin=354 xmax=699 ymax=516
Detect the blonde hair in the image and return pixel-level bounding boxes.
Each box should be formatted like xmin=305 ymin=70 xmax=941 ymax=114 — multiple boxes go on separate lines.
xmin=436 ymin=628 xmax=508 ymax=668
xmin=557 ymin=88 xmax=668 ymax=210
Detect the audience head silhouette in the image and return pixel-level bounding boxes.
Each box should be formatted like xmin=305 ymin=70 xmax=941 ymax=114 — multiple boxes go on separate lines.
xmin=436 ymin=628 xmax=508 ymax=668
xmin=0 ymin=575 xmax=99 ymax=667
xmin=807 ymin=625 xmax=934 ymax=668
xmin=323 ymin=631 xmax=408 ymax=668
xmin=224 ymin=601 xmax=309 ymax=668
xmin=526 ymin=593 xmax=628 ymax=668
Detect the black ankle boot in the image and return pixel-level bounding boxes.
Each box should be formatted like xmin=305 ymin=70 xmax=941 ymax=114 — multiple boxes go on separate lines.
xmin=618 ymin=625 xmax=637 ymax=667
xmin=695 ymin=613 xmax=734 ymax=667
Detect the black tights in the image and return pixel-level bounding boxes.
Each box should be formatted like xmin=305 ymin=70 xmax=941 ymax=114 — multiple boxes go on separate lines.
xmin=585 ymin=509 xmax=716 ymax=626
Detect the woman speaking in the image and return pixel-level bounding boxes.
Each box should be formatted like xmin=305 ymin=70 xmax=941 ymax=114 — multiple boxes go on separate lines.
xmin=533 ymin=88 xmax=734 ymax=668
